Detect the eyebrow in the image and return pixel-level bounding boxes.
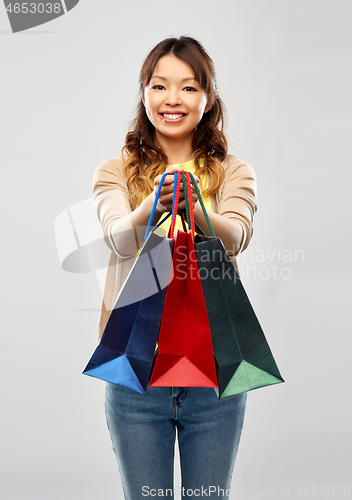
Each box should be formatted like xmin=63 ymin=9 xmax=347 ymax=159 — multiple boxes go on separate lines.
xmin=150 ymin=76 xmax=197 ymax=82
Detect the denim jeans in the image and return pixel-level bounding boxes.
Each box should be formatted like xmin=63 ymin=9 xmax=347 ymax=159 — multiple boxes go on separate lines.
xmin=105 ymin=383 xmax=247 ymax=500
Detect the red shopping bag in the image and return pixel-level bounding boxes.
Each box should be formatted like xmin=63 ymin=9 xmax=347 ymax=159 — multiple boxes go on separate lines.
xmin=149 ymin=172 xmax=218 ymax=388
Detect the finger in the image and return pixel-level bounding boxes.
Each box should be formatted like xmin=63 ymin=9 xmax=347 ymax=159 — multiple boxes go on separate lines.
xmin=161 ymin=174 xmax=176 ymax=186
xmin=154 ymin=174 xmax=174 ymax=193
xmin=159 ymin=183 xmax=175 ymax=196
xmin=165 ymin=166 xmax=185 ymax=173
xmin=154 ymin=174 xmax=168 ymax=189
xmin=177 ymin=200 xmax=186 ymax=212
xmin=158 ymin=191 xmax=175 ymax=208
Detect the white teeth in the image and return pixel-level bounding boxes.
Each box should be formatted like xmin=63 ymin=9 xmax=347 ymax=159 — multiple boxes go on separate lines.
xmin=162 ymin=114 xmax=185 ymax=120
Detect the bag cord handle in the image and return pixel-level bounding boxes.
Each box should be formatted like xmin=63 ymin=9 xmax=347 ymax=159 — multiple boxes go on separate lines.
xmin=145 ymin=172 xmax=168 ymax=240
xmin=145 ymin=170 xmax=216 ymax=240
xmin=182 ymin=171 xmax=216 ymax=238
xmin=145 ymin=171 xmax=182 ymax=240
xmin=180 ymin=171 xmax=195 ymax=237
xmin=169 ymin=172 xmax=181 ymax=239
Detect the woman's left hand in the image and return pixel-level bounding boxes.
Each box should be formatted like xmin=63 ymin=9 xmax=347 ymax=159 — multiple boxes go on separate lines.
xmin=154 ymin=167 xmax=200 ymax=214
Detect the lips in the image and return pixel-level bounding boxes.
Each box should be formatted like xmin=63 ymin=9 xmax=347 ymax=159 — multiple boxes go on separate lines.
xmin=160 ymin=113 xmax=187 ymax=120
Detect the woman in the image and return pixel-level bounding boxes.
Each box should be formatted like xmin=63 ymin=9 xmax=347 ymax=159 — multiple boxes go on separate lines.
xmin=93 ymin=36 xmax=257 ymax=500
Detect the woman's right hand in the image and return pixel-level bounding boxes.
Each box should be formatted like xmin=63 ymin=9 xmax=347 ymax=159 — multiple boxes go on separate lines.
xmin=153 ymin=167 xmax=200 ymax=214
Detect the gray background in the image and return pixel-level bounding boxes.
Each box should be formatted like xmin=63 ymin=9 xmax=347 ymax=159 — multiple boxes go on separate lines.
xmin=1 ymin=1 xmax=351 ymax=499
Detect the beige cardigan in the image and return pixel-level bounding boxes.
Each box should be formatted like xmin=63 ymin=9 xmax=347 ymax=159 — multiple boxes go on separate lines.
xmin=93 ymin=154 xmax=257 ymax=341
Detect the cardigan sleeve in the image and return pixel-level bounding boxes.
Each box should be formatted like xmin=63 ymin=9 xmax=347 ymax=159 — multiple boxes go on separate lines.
xmin=216 ymin=155 xmax=257 ymax=253
xmin=92 ymin=157 xmax=135 ymax=256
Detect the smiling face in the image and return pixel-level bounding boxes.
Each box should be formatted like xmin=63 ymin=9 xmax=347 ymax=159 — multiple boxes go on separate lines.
xmin=143 ymin=54 xmax=212 ymax=148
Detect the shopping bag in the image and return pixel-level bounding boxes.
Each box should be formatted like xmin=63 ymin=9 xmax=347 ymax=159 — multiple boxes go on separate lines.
xmin=149 ymin=172 xmax=218 ymax=388
xmin=83 ymin=172 xmax=176 ymax=393
xmin=188 ymin=172 xmax=284 ymax=397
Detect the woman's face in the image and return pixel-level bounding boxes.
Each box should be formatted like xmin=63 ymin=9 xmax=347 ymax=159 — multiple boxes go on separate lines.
xmin=143 ymin=54 xmax=211 ymax=145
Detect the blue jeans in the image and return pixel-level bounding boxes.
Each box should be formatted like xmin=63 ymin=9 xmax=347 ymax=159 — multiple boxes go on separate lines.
xmin=105 ymin=384 xmax=247 ymax=500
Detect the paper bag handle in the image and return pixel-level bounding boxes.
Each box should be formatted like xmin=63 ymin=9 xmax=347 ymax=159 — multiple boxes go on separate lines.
xmin=182 ymin=171 xmax=216 ymax=238
xmin=145 ymin=172 xmax=181 ymax=240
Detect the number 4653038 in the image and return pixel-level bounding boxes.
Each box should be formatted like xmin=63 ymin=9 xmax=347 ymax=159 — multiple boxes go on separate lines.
xmin=295 ymin=486 xmax=350 ymax=497
xmin=5 ymin=3 xmax=62 ymax=14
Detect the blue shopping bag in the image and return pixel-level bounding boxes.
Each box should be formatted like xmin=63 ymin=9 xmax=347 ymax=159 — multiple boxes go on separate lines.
xmin=83 ymin=173 xmax=178 ymax=393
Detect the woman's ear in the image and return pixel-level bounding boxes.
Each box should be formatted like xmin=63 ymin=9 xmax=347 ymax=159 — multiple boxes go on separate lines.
xmin=204 ymin=99 xmax=214 ymax=114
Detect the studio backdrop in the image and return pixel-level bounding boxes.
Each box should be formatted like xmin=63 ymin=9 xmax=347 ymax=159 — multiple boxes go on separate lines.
xmin=1 ymin=1 xmax=351 ymax=499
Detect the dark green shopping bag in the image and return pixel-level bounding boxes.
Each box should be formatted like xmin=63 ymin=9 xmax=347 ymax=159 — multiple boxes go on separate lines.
xmin=186 ymin=172 xmax=284 ymax=398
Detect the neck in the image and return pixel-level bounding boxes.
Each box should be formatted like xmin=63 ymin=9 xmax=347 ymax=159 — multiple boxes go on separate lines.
xmin=154 ymin=131 xmax=194 ymax=166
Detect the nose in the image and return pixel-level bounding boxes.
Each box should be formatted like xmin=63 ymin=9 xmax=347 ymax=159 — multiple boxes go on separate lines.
xmin=164 ymin=88 xmax=181 ymax=107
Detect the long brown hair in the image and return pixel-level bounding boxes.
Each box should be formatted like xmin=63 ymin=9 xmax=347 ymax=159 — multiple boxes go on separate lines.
xmin=122 ymin=36 xmax=228 ymax=210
